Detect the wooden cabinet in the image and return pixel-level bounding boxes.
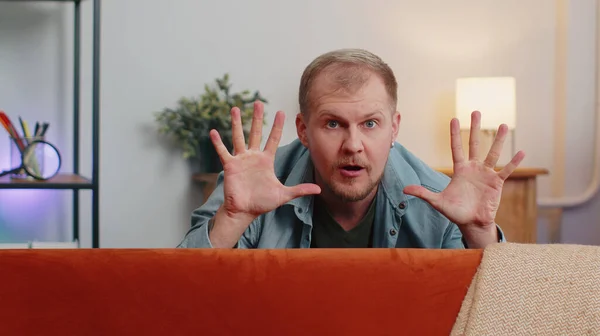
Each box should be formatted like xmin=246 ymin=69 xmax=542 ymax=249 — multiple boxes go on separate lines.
xmin=436 ymin=167 xmax=548 ymax=243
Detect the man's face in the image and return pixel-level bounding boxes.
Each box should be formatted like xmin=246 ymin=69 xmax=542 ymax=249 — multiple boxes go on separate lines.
xmin=296 ymin=70 xmax=401 ymax=202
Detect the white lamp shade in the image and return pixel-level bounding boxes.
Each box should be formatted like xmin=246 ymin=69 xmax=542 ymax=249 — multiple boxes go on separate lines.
xmin=455 ymin=77 xmax=516 ymax=130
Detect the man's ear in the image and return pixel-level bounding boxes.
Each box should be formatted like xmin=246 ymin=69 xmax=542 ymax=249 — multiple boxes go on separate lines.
xmin=391 ymin=111 xmax=401 ymax=142
xmin=296 ymin=113 xmax=309 ymax=147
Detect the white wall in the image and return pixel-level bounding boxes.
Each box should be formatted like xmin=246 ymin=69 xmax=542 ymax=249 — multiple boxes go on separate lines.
xmin=0 ymin=0 xmax=598 ymax=247
xmin=559 ymin=0 xmax=600 ymax=244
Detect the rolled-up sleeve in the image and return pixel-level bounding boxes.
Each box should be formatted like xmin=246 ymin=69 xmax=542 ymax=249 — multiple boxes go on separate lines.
xmin=446 ymin=223 xmax=506 ymax=249
xmin=177 ymin=172 xmax=225 ymax=248
xmin=177 ymin=219 xmax=214 ymax=248
xmin=177 ymin=172 xmax=259 ymax=249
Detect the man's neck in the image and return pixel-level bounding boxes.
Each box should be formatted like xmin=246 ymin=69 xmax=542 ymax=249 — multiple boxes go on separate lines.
xmin=316 ymin=187 xmax=378 ymax=232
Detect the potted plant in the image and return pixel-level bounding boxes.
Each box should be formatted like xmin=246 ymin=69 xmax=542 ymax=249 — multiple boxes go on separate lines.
xmin=154 ymin=73 xmax=268 ymax=173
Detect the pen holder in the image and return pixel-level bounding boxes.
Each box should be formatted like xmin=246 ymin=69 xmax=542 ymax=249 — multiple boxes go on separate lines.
xmin=9 ymin=136 xmax=44 ymax=180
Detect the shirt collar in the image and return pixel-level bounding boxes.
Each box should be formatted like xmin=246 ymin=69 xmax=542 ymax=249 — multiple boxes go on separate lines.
xmin=379 ymin=144 xmax=421 ymax=209
xmin=283 ymin=148 xmax=314 ymax=210
xmin=283 ymin=142 xmax=421 ymax=210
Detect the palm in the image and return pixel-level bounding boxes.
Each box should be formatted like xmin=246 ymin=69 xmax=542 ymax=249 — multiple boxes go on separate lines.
xmin=404 ymin=111 xmax=525 ymax=227
xmin=433 ymin=163 xmax=504 ymax=226
xmin=211 ymin=102 xmax=320 ymax=219
xmin=222 ymin=151 xmax=297 ymax=217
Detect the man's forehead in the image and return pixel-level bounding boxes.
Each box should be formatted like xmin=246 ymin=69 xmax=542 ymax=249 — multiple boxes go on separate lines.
xmin=303 ymin=66 xmax=395 ymax=116
xmin=310 ymin=80 xmax=390 ymax=109
xmin=322 ymin=108 xmax=385 ymax=118
xmin=312 ymin=81 xmax=384 ymax=103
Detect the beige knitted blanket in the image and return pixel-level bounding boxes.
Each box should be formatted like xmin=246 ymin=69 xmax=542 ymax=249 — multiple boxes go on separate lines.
xmin=451 ymin=243 xmax=600 ymax=335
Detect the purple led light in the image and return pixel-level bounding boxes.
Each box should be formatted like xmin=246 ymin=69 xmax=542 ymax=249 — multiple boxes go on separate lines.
xmin=0 ymin=190 xmax=58 ymax=242
xmin=0 ymin=141 xmax=60 ymax=242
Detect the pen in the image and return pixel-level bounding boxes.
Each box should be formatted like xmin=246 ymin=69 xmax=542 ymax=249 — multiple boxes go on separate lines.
xmin=18 ymin=117 xmax=31 ymax=146
xmin=0 ymin=111 xmax=25 ymax=152
xmin=40 ymin=122 xmax=49 ymax=137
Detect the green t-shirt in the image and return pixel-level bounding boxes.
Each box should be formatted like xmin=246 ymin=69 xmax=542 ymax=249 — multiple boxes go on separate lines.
xmin=310 ymin=198 xmax=376 ymax=248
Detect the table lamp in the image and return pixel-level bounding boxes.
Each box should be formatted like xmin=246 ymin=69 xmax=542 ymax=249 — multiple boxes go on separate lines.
xmin=455 ymin=76 xmax=517 ymax=162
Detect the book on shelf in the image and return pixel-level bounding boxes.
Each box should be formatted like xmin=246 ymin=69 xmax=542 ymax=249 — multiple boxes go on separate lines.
xmin=0 ymin=242 xmax=30 ymax=249
xmin=31 ymin=240 xmax=80 ymax=249
xmin=0 ymin=240 xmax=79 ymax=249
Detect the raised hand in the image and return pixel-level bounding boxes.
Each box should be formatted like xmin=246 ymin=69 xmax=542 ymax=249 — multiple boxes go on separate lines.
xmin=210 ymin=101 xmax=321 ymax=222
xmin=403 ymin=111 xmax=525 ymax=231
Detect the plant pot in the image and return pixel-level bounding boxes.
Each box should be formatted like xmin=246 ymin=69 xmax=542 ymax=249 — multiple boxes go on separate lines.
xmin=196 ymin=140 xmax=225 ymax=174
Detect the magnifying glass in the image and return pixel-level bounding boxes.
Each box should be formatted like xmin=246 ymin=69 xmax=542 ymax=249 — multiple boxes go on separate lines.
xmin=0 ymin=140 xmax=62 ymax=180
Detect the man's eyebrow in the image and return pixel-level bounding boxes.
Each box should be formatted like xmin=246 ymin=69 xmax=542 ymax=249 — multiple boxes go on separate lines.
xmin=314 ymin=110 xmax=339 ymax=118
xmin=363 ymin=110 xmax=385 ymax=119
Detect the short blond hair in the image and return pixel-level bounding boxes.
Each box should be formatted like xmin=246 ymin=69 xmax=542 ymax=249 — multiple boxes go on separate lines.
xmin=298 ymin=48 xmax=398 ymax=115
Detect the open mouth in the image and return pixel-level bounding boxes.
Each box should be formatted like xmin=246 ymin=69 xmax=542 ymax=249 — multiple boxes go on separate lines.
xmin=339 ymin=165 xmax=365 ymax=177
xmin=343 ymin=165 xmax=363 ymax=171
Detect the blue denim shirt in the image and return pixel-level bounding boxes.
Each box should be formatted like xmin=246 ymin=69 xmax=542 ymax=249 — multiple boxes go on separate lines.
xmin=178 ymin=139 xmax=504 ymax=248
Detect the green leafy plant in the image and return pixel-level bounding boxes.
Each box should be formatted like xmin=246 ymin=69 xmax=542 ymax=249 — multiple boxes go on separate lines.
xmin=154 ymin=74 xmax=268 ymax=171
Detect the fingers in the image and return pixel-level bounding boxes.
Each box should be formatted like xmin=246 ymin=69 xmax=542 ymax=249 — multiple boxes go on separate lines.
xmin=248 ymin=101 xmax=264 ymax=150
xmin=469 ymin=111 xmax=481 ymax=160
xmin=230 ymin=107 xmax=246 ymax=155
xmin=497 ymin=150 xmax=526 ymax=180
xmin=210 ymin=129 xmax=232 ymax=164
xmin=450 ymin=118 xmax=465 ymax=164
xmin=264 ymin=111 xmax=285 ymax=155
xmin=403 ymin=185 xmax=440 ymax=208
xmin=284 ymin=183 xmax=321 ymax=201
xmin=483 ymin=124 xmax=508 ymax=167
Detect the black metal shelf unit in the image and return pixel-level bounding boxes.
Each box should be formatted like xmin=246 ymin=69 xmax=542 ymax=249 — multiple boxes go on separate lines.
xmin=0 ymin=0 xmax=101 ymax=248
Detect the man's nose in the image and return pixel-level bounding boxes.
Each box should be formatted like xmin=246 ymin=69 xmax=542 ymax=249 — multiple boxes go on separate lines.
xmin=341 ymin=127 xmax=364 ymax=153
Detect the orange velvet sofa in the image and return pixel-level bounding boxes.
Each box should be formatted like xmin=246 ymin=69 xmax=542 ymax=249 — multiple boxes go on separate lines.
xmin=0 ymin=248 xmax=482 ymax=335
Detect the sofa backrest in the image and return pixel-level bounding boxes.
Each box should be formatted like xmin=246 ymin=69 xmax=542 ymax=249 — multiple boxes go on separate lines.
xmin=0 ymin=248 xmax=482 ymax=335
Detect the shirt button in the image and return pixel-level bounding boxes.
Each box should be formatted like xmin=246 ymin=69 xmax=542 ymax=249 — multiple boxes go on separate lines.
xmin=398 ymin=202 xmax=406 ymax=209
xmin=389 ymin=229 xmax=397 ymax=236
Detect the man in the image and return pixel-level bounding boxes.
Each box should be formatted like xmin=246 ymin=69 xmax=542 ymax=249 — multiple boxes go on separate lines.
xmin=178 ymin=48 xmax=525 ymax=249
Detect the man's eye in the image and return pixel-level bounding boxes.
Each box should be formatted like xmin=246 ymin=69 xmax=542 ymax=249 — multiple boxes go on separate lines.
xmin=327 ymin=120 xmax=339 ymax=128
xmin=365 ymin=120 xmax=377 ymax=128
